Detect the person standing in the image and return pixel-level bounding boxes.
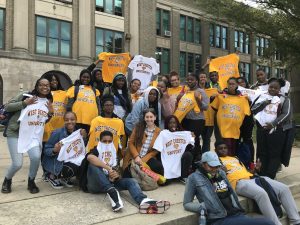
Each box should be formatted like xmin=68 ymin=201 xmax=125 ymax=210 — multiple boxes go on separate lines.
xmin=66 ymin=69 xmax=101 ymax=134
xmin=1 ymin=78 xmax=54 ymax=194
xmin=250 ymin=69 xmax=269 ymax=91
xmin=129 ymin=79 xmax=142 ymax=105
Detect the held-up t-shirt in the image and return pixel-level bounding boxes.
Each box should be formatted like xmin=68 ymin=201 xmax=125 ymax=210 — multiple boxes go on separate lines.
xmin=173 ymin=91 xmax=201 ymax=122
xmin=87 ymin=116 xmax=125 ymax=151
xmin=66 ymin=85 xmax=100 ymax=125
xmin=211 ymin=94 xmax=250 ymax=139
xmin=219 ymin=156 xmax=253 ymax=189
xmin=204 ymin=88 xmax=218 ymax=126
xmin=128 ymin=55 xmax=160 ymax=90
xmin=57 ymin=130 xmax=86 ymax=166
xmin=153 ymin=130 xmax=194 ymax=179
xmin=18 ymin=97 xmax=49 ymax=153
xmin=43 ymin=90 xmax=67 ymax=142
xmin=167 ymin=86 xmax=186 ymax=100
xmin=99 ymin=52 xmax=131 ymax=83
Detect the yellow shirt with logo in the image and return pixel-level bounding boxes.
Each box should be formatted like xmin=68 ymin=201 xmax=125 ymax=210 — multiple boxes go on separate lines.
xmin=210 ymin=94 xmax=250 ymax=139
xmin=173 ymin=91 xmax=201 ymax=122
xmin=204 ymin=88 xmax=218 ymax=126
xmin=220 ymin=156 xmax=253 ymax=189
xmin=167 ymin=86 xmax=186 ymax=99
xmin=43 ymin=90 xmax=68 ymax=142
xmin=66 ymin=86 xmax=100 ymax=125
xmin=98 ymin=52 xmax=131 ymax=83
xmin=87 ymin=116 xmax=125 ymax=152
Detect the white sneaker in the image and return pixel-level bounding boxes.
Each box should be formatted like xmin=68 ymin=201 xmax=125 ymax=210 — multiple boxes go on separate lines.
xmin=107 ymin=188 xmax=123 ymax=212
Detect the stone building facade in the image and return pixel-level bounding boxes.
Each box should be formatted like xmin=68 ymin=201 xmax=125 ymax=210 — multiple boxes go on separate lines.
xmin=0 ymin=0 xmax=298 ymax=111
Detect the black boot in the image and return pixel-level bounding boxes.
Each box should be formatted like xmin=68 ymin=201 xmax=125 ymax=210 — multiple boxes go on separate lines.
xmin=1 ymin=177 xmax=12 ymax=193
xmin=27 ymin=177 xmax=39 ymax=194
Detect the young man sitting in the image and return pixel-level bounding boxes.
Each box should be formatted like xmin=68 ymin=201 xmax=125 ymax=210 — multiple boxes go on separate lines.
xmin=215 ymin=141 xmax=300 ymax=225
xmin=183 ymin=151 xmax=275 ymax=225
xmin=86 ymin=130 xmax=168 ymax=213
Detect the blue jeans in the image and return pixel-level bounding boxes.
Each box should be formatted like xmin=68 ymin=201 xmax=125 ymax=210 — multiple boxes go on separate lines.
xmin=87 ymin=164 xmax=147 ymax=204
xmin=5 ymin=137 xmax=41 ymax=179
xmin=213 ymin=214 xmax=275 ymax=225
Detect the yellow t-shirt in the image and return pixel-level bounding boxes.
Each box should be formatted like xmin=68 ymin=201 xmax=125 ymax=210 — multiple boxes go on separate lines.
xmin=209 ymin=53 xmax=240 ymax=90
xmin=210 ymin=94 xmax=250 ymax=139
xmin=66 ymin=86 xmax=100 ymax=125
xmin=204 ymin=88 xmax=218 ymax=126
xmin=220 ymin=156 xmax=253 ymax=189
xmin=167 ymin=86 xmax=186 ymax=99
xmin=173 ymin=91 xmax=201 ymax=122
xmin=87 ymin=116 xmax=125 ymax=152
xmin=43 ymin=90 xmax=68 ymax=142
xmin=98 ymin=52 xmax=131 ymax=83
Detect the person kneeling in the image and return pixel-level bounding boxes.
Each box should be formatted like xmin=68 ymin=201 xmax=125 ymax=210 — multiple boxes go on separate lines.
xmin=183 ymin=151 xmax=275 ymax=225
xmin=86 ymin=130 xmax=168 ymax=213
xmin=43 ymin=111 xmax=87 ymax=189
xmin=215 ymin=141 xmax=300 ymax=225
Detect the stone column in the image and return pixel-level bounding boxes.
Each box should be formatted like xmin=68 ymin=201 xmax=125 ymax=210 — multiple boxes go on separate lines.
xmin=13 ymin=0 xmax=29 ymax=52
xmin=78 ymin=0 xmax=92 ymax=62
xmin=201 ymin=20 xmax=210 ymax=70
xmin=171 ymin=8 xmax=180 ymax=72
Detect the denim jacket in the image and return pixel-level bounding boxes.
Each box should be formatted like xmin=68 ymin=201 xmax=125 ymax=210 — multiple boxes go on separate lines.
xmin=183 ymin=169 xmax=244 ymax=221
xmin=42 ymin=127 xmax=76 ymax=176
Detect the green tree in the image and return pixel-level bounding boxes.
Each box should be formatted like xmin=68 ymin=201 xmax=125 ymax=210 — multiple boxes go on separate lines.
xmin=195 ymin=0 xmax=300 ymax=70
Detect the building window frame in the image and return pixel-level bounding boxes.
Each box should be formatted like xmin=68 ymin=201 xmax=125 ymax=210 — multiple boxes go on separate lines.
xmin=156 ymin=8 xmax=170 ymax=37
xmin=35 ymin=16 xmax=72 ymax=58
xmin=235 ymin=30 xmax=250 ymax=54
xmin=209 ymin=23 xmax=228 ymax=49
xmin=179 ymin=51 xmax=202 ymax=79
xmin=95 ymin=0 xmax=123 ymax=17
xmin=0 ymin=8 xmax=5 ymax=49
xmin=156 ymin=47 xmax=170 ymax=75
xmin=239 ymin=62 xmax=251 ymax=83
xmin=95 ymin=27 xmax=124 ymax=56
xmin=256 ymin=36 xmax=269 ymax=56
xmin=180 ymin=15 xmax=201 ymax=44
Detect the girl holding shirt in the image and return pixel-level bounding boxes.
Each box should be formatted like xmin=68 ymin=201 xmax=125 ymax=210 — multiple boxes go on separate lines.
xmin=123 ymin=109 xmax=163 ymax=176
xmin=66 ymin=69 xmax=101 ymax=134
xmin=1 ymin=78 xmax=53 ymax=194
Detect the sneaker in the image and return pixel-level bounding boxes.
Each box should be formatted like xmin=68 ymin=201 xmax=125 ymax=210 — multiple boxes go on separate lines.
xmin=107 ymin=188 xmax=123 ymax=212
xmin=178 ymin=177 xmax=187 ymax=185
xmin=48 ymin=176 xmax=64 ymax=190
xmin=60 ymin=178 xmax=74 ymax=188
xmin=139 ymin=198 xmax=170 ymax=214
xmin=41 ymin=173 xmax=49 ymax=182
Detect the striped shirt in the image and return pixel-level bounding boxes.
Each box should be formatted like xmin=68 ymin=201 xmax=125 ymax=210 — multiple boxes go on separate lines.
xmin=139 ymin=127 xmax=155 ymax=158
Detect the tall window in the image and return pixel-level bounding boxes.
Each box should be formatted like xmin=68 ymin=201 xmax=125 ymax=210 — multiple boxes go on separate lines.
xmin=180 ymin=15 xmax=201 ymax=44
xmin=179 ymin=52 xmax=202 ymax=78
xmin=210 ymin=24 xmax=227 ymax=49
xmin=256 ymin=36 xmax=269 ymax=56
xmin=96 ymin=28 xmax=123 ymax=55
xmin=36 ymin=16 xmax=71 ymax=57
xmin=0 ymin=8 xmax=4 ymax=49
xmin=95 ymin=0 xmax=123 ymax=16
xmin=156 ymin=47 xmax=170 ymax=75
xmin=275 ymin=68 xmax=286 ymax=78
xmin=256 ymin=65 xmax=271 ymax=77
xmin=156 ymin=9 xmax=170 ymax=37
xmin=239 ymin=62 xmax=251 ymax=83
xmin=235 ymin=31 xmax=250 ymax=54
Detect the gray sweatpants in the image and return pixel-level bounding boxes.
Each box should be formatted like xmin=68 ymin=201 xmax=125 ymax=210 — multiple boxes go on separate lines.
xmin=236 ymin=176 xmax=300 ymax=225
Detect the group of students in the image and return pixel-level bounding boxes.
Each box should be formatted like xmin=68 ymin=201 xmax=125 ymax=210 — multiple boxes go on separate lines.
xmin=0 ymin=56 xmax=298 ymax=224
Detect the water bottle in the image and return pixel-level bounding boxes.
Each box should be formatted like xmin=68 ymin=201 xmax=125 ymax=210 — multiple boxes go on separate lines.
xmin=199 ymin=209 xmax=206 ymax=225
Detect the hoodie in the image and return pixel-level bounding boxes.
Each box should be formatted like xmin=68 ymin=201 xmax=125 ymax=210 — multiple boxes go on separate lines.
xmin=125 ymin=86 xmax=161 ymax=132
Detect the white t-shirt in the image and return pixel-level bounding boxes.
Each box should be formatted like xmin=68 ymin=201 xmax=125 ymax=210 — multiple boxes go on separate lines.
xmin=238 ymin=86 xmax=265 ymax=102
xmin=257 ymin=84 xmax=269 ymax=92
xmin=254 ymin=94 xmax=280 ymax=127
xmin=280 ymin=80 xmax=290 ymax=96
xmin=97 ymin=142 xmax=117 ymax=174
xmin=128 ymin=55 xmax=160 ymax=90
xmin=153 ymin=130 xmax=194 ymax=179
xmin=18 ymin=96 xmax=49 ymax=153
xmin=57 ymin=130 xmax=86 ymax=166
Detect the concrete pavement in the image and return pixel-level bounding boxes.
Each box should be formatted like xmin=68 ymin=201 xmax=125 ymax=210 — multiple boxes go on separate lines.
xmin=0 ymin=135 xmax=300 ymax=225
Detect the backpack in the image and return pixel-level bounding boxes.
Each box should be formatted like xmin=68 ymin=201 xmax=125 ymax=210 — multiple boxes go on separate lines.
xmin=130 ymin=160 xmax=158 ymax=191
xmin=255 ymin=177 xmax=283 ymax=218
xmin=236 ymin=141 xmax=252 ymax=169
xmin=0 ymin=104 xmax=14 ymax=137
xmin=74 ymin=85 xmax=97 ymax=101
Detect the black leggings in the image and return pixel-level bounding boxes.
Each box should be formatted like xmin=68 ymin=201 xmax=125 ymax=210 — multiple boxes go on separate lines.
xmin=61 ymin=162 xmax=80 ymax=179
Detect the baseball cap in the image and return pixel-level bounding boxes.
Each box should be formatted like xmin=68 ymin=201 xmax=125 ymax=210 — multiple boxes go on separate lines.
xmin=201 ymin=151 xmax=221 ymax=167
